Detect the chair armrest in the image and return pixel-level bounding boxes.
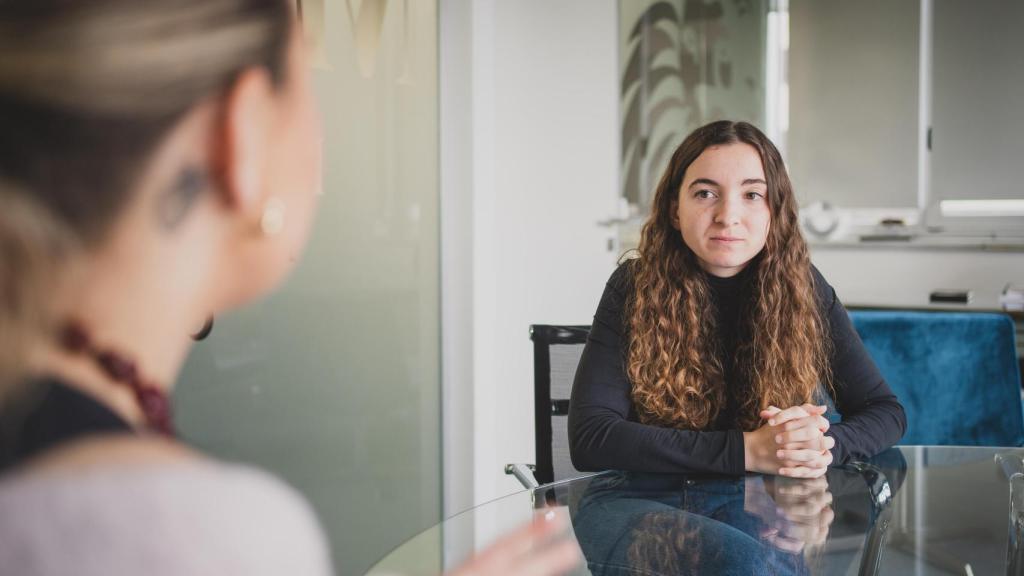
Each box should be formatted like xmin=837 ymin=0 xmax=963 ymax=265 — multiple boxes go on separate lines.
xmin=504 ymin=463 xmax=539 ymax=489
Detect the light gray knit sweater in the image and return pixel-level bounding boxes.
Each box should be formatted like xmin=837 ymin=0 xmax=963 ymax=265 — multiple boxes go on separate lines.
xmin=0 ymin=461 xmax=334 ymax=575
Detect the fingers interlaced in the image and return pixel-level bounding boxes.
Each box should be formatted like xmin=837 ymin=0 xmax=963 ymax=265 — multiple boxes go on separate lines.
xmin=767 ymin=406 xmax=811 ymax=426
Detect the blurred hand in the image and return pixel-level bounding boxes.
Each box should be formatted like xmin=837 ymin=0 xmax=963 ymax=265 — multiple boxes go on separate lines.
xmin=744 ymin=404 xmax=833 ymax=478
xmin=446 ymin=510 xmax=581 ymax=576
xmin=761 ymin=476 xmax=835 ymax=553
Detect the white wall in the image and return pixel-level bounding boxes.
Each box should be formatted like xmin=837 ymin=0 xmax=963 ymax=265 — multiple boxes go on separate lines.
xmin=811 ymin=247 xmax=1024 ymax=312
xmin=442 ymin=0 xmax=622 ymax=508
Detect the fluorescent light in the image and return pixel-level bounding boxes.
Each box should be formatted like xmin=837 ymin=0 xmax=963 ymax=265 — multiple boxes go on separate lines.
xmin=939 ymin=199 xmax=1024 ymax=218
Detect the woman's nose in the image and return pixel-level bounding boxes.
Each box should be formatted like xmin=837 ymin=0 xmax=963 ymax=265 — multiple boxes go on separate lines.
xmin=713 ymin=197 xmax=741 ymax=226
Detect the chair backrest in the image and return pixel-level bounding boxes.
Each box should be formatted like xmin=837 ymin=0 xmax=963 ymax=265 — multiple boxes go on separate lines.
xmin=849 ymin=310 xmax=1024 ymax=446
xmin=530 ymin=324 xmax=590 ymax=485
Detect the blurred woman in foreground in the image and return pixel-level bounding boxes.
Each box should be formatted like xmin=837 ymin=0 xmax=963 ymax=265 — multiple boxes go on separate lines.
xmin=0 ymin=1 xmax=577 ymax=574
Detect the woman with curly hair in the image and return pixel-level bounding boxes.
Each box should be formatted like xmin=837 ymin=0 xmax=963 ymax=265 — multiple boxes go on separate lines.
xmin=569 ymin=120 xmax=906 ymax=479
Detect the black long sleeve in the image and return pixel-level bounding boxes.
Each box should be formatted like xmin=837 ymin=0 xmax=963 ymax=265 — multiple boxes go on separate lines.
xmin=568 ymin=262 xmax=906 ymax=476
xmin=815 ymin=267 xmax=907 ymax=464
xmin=568 ymin=264 xmax=746 ymax=475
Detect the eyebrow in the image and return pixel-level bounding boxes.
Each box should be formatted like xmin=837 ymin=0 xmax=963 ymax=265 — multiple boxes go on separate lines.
xmin=688 ymin=177 xmax=767 ymax=188
xmin=688 ymin=178 xmax=719 ymax=188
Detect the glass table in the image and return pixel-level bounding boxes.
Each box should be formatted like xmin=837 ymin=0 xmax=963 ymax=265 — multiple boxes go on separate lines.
xmin=370 ymin=446 xmax=1024 ymax=575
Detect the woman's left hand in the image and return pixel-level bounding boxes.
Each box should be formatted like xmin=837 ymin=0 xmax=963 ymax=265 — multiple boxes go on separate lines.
xmin=760 ymin=404 xmax=834 ymax=477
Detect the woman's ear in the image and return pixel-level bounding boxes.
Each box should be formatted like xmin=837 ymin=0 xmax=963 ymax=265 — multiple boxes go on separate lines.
xmin=669 ymin=199 xmax=680 ymax=230
xmin=212 ymin=67 xmax=275 ymax=216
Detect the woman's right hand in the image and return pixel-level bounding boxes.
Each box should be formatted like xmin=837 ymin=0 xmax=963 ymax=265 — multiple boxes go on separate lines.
xmin=446 ymin=511 xmax=581 ymax=576
xmin=744 ymin=404 xmax=833 ymax=478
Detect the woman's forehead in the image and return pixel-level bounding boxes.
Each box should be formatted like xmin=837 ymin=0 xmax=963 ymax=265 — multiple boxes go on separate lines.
xmin=684 ymin=144 xmax=765 ymax=183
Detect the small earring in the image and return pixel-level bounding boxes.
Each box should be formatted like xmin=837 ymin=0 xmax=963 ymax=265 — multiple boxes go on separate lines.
xmin=191 ymin=315 xmax=214 ymax=341
xmin=260 ymin=197 xmax=286 ymax=236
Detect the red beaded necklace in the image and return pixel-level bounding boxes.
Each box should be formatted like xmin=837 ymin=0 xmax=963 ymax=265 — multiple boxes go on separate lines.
xmin=59 ymin=321 xmax=175 ymax=437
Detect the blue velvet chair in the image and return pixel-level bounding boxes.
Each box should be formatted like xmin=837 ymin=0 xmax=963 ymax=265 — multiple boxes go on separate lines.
xmin=848 ymin=310 xmax=1024 ymax=446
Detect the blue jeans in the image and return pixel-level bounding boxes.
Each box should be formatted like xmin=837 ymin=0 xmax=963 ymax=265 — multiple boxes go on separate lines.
xmin=572 ymin=472 xmax=810 ymax=576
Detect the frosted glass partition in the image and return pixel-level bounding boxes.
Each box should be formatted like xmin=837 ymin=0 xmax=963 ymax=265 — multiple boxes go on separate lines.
xmin=175 ymin=3 xmax=441 ymax=575
xmin=618 ymin=0 xmax=766 ymax=214
xmin=931 ymin=0 xmax=1024 ymax=203
xmin=927 ymin=0 xmax=1024 ymax=233
xmin=787 ymin=0 xmax=920 ymax=210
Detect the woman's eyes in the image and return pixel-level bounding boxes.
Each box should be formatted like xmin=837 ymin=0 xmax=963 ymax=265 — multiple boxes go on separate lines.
xmin=693 ymin=190 xmax=766 ymax=200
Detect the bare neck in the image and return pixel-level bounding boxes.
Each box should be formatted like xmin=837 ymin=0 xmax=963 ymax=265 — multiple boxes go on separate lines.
xmin=34 ymin=230 xmax=206 ymax=430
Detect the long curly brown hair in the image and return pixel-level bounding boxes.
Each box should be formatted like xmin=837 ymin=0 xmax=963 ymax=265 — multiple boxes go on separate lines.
xmin=626 ymin=120 xmax=830 ymax=431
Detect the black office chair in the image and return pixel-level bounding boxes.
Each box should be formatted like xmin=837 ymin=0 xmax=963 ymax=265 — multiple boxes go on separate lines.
xmin=505 ymin=324 xmax=591 ymax=489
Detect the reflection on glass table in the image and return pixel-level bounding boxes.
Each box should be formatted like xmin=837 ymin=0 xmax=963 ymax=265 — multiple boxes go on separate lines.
xmin=369 ymin=446 xmax=1024 ymax=576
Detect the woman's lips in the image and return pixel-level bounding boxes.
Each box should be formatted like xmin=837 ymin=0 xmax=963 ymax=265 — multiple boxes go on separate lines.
xmin=710 ymin=236 xmax=743 ymax=243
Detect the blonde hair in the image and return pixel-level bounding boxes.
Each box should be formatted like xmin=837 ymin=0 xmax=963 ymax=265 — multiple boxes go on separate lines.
xmin=0 ymin=0 xmax=292 ymax=389
xmin=0 ymin=183 xmax=74 ymax=393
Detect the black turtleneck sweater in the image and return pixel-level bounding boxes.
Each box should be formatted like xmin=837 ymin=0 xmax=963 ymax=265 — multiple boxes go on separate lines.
xmin=568 ymin=261 xmax=907 ymax=476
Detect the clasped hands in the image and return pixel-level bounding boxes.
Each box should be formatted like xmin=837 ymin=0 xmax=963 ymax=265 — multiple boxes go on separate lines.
xmin=746 ymin=475 xmax=835 ymax=554
xmin=743 ymin=403 xmax=834 ymax=478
